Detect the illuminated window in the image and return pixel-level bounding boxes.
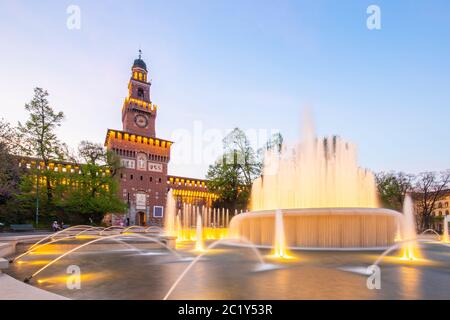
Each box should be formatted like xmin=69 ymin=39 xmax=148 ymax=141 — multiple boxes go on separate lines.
xmin=139 ymin=73 xmax=143 ymax=81
xmin=134 ymin=72 xmax=138 ymax=79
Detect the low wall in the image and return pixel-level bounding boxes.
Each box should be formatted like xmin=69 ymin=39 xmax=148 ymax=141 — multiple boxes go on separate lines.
xmin=0 ymin=243 xmax=14 ymax=258
xmin=229 ymin=208 xmax=401 ymax=249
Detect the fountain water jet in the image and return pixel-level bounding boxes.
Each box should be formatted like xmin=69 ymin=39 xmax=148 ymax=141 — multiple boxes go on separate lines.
xmin=176 ymin=213 xmax=186 ymax=241
xmin=250 ymin=112 xmax=378 ymax=211
xmin=164 ymin=190 xmax=177 ymax=237
xmin=400 ymin=194 xmax=419 ymax=260
xmin=443 ymin=216 xmax=450 ymax=243
xmin=24 ymin=233 xmax=183 ymax=282
xmin=420 ymin=229 xmax=441 ymax=239
xmin=163 ymin=237 xmax=271 ymax=300
xmin=195 ymin=213 xmax=205 ymax=252
xmin=272 ymin=210 xmax=289 ymax=258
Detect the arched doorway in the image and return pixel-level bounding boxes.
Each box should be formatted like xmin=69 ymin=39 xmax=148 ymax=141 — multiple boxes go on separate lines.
xmin=136 ymin=211 xmax=146 ymax=226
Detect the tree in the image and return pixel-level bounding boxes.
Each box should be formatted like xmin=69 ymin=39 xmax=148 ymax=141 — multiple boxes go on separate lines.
xmin=0 ymin=119 xmax=28 ymax=224
xmin=18 ymin=88 xmax=66 ymax=205
xmin=0 ymin=118 xmax=22 ymax=156
xmin=375 ymin=171 xmax=414 ymax=211
xmin=413 ymin=171 xmax=450 ymax=231
xmin=207 ymin=128 xmax=261 ymax=211
xmin=63 ymin=141 xmax=126 ymax=224
xmin=0 ymin=143 xmax=22 ymax=205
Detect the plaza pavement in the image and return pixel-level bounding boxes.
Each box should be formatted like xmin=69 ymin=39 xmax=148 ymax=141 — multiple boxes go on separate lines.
xmin=0 ymin=232 xmax=68 ymax=300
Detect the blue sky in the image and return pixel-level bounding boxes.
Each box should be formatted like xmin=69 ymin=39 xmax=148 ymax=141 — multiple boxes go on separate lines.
xmin=0 ymin=0 xmax=449 ymax=178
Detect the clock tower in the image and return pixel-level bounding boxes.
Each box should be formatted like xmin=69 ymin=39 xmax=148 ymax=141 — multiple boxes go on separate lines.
xmin=122 ymin=50 xmax=156 ymax=137
xmin=105 ymin=51 xmax=172 ymax=226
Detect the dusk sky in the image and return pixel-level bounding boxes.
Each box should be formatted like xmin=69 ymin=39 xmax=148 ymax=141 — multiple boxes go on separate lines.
xmin=1 ymin=0 xmax=449 ymax=178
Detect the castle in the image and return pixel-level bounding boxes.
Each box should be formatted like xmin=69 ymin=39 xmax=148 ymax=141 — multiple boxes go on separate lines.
xmin=104 ymin=53 xmax=217 ymax=226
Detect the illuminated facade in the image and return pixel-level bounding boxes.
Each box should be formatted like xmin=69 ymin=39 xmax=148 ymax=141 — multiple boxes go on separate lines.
xmin=430 ymin=191 xmax=450 ymax=232
xmin=104 ymin=53 xmax=217 ymax=226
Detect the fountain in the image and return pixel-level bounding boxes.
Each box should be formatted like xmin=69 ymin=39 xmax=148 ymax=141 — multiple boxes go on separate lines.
xmin=400 ymin=194 xmax=419 ymax=260
xmin=443 ymin=216 xmax=450 ymax=243
xmin=164 ymin=190 xmax=177 ymax=237
xmin=229 ymin=115 xmax=401 ymax=249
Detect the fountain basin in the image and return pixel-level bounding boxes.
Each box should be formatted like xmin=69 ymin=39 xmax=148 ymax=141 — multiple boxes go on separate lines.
xmin=229 ymin=208 xmax=401 ymax=250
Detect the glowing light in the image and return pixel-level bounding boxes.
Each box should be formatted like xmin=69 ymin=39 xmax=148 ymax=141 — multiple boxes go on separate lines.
xmin=195 ymin=213 xmax=205 ymax=252
xmin=36 ymin=273 xmax=104 ymax=285
xmin=401 ymin=247 xmax=418 ymax=261
xmin=270 ymin=210 xmax=293 ymax=259
xmin=75 ymin=235 xmax=97 ymax=240
xmin=400 ymin=195 xmax=420 ymax=261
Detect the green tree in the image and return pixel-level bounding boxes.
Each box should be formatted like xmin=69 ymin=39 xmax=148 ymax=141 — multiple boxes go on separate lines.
xmin=0 ymin=119 xmax=28 ymax=224
xmin=375 ymin=171 xmax=414 ymax=211
xmin=18 ymin=87 xmax=66 ymax=206
xmin=206 ymin=128 xmax=261 ymax=211
xmin=64 ymin=141 xmax=126 ymax=224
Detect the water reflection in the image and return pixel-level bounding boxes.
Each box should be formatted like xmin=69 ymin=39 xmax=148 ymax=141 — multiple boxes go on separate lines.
xmin=6 ymin=242 xmax=450 ymax=300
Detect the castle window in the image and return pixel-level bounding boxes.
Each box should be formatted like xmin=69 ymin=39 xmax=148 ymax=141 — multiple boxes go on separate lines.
xmin=138 ymin=88 xmax=144 ymax=98
xmin=139 ymin=73 xmax=143 ymax=81
xmin=153 ymin=206 xmax=164 ymax=218
xmin=130 ymin=174 xmax=134 ymax=180
xmin=150 ymin=177 xmax=153 ymax=182
xmin=140 ymin=176 xmax=143 ymax=181
xmin=158 ymin=178 xmax=162 ymax=183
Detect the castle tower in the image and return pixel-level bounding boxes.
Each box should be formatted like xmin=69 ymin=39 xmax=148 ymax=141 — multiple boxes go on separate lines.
xmin=122 ymin=50 xmax=157 ymax=137
xmin=105 ymin=51 xmax=171 ymax=226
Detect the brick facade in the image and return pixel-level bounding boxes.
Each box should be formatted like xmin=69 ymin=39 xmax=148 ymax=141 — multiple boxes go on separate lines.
xmin=104 ymin=55 xmax=216 ymax=226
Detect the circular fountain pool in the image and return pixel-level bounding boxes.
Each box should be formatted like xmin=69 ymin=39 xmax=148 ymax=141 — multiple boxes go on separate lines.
xmin=229 ymin=208 xmax=401 ymax=250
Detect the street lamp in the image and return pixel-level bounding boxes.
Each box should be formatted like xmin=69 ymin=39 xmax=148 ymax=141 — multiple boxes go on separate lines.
xmin=35 ymin=167 xmax=40 ymax=227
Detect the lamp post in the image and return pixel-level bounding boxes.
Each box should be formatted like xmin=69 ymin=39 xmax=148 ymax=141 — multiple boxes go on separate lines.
xmin=35 ymin=168 xmax=40 ymax=227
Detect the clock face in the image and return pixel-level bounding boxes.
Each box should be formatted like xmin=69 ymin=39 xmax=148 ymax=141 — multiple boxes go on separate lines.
xmin=134 ymin=115 xmax=148 ymax=128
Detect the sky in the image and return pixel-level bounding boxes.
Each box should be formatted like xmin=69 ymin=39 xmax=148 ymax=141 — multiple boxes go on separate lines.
xmin=0 ymin=0 xmax=449 ymax=179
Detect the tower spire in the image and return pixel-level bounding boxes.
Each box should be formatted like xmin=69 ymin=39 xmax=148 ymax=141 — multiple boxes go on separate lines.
xmin=139 ymin=49 xmax=142 ymax=60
